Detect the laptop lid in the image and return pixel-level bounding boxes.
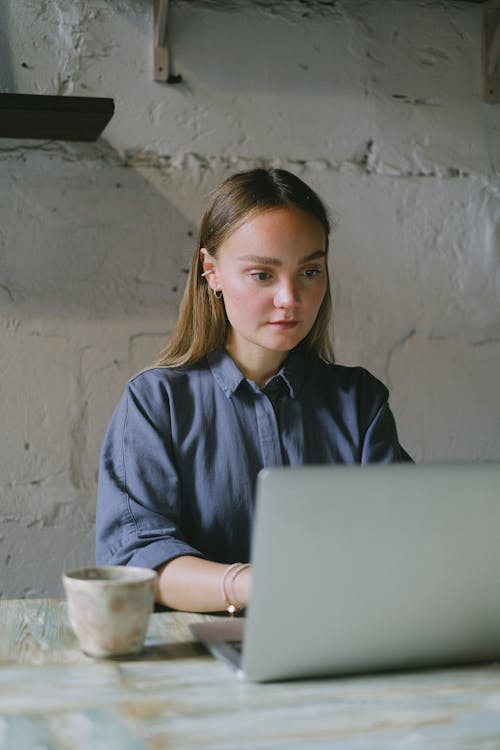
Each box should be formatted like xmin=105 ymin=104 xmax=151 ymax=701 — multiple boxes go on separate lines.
xmin=238 ymin=461 xmax=500 ymax=682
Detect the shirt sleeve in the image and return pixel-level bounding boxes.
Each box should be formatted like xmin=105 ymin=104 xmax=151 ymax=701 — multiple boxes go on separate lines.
xmin=358 ymin=372 xmax=413 ymax=464
xmin=95 ymin=376 xmax=207 ymax=569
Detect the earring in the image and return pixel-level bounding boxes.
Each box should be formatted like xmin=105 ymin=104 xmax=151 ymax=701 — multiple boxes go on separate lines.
xmin=213 ymin=289 xmax=223 ymax=299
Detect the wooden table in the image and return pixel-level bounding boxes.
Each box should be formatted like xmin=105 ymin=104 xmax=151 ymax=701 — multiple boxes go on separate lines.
xmin=1 ymin=599 xmax=500 ymax=749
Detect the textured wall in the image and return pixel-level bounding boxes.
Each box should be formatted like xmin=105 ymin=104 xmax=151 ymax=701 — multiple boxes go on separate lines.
xmin=1 ymin=0 xmax=499 ymax=597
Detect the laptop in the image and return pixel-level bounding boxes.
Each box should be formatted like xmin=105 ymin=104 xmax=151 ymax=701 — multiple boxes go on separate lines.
xmin=190 ymin=461 xmax=500 ymax=682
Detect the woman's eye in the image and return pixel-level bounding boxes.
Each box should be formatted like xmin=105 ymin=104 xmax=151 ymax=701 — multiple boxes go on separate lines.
xmin=251 ymin=272 xmax=272 ymax=281
xmin=303 ymin=268 xmax=321 ymax=278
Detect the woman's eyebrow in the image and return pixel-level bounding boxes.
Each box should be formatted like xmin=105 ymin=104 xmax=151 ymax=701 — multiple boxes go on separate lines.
xmin=237 ymin=250 xmax=326 ymax=266
xmin=299 ymin=250 xmax=326 ymax=264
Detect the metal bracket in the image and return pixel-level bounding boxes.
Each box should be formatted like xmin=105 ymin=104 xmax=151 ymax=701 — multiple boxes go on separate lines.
xmin=483 ymin=0 xmax=500 ymax=102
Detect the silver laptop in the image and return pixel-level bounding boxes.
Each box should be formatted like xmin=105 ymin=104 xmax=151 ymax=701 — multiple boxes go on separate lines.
xmin=190 ymin=461 xmax=500 ymax=682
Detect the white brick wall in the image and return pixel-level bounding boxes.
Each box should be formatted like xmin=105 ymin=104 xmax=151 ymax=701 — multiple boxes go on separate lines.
xmin=1 ymin=0 xmax=499 ymax=596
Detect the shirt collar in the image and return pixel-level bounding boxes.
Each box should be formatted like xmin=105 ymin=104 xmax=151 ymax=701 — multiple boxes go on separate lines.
xmin=277 ymin=346 xmax=305 ymax=398
xmin=207 ymin=348 xmax=246 ymax=397
xmin=207 ymin=346 xmax=305 ymax=399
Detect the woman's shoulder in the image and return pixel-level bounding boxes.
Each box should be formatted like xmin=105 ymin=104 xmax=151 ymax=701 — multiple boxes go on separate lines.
xmin=312 ymin=357 xmax=385 ymax=382
xmin=124 ymin=360 xmax=211 ymax=403
xmin=128 ymin=359 xmax=209 ymax=386
xmin=308 ymin=357 xmax=389 ymax=397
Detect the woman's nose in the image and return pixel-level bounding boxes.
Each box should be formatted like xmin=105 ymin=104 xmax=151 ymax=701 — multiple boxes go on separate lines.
xmin=274 ymin=279 xmax=299 ymax=308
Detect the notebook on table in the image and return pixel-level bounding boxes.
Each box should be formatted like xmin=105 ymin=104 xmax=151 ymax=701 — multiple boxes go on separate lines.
xmin=190 ymin=461 xmax=500 ymax=682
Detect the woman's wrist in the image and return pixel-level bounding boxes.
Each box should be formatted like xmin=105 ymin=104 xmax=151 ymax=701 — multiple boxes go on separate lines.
xmin=221 ymin=562 xmax=251 ymax=614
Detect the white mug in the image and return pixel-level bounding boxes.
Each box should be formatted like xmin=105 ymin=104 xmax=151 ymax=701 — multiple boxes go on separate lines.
xmin=62 ymin=566 xmax=157 ymax=658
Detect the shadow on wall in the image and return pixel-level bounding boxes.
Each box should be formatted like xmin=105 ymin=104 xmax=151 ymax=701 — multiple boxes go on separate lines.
xmin=167 ymin=2 xmax=477 ymax=100
xmin=105 ymin=0 xmax=152 ymax=35
xmin=0 ymin=136 xmax=200 ymax=598
xmin=0 ymin=139 xmax=197 ymax=317
xmin=101 ymin=0 xmax=478 ymax=99
xmin=0 ymin=3 xmax=15 ymax=92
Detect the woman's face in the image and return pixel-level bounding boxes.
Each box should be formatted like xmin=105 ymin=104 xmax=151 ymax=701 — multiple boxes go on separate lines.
xmin=201 ymin=206 xmax=328 ymax=373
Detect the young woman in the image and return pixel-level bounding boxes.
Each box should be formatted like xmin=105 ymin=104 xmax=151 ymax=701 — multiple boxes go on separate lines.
xmin=96 ymin=168 xmax=410 ymax=613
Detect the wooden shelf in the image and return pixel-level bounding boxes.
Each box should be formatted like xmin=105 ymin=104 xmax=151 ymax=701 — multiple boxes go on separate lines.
xmin=0 ymin=94 xmax=115 ymax=141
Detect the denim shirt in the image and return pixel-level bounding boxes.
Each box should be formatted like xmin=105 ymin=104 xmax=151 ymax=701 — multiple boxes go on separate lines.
xmin=96 ymin=347 xmax=408 ymax=569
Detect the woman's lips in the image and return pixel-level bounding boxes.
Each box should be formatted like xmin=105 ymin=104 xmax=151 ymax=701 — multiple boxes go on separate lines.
xmin=269 ymin=320 xmax=299 ymax=329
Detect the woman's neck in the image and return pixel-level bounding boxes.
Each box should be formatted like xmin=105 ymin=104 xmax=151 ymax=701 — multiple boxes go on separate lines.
xmin=225 ymin=340 xmax=288 ymax=389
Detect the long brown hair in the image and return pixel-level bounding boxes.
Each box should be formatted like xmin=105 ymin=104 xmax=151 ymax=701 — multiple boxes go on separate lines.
xmin=156 ymin=168 xmax=334 ymax=367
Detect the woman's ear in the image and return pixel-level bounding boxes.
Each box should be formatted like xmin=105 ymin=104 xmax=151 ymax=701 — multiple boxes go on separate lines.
xmin=200 ymin=248 xmax=220 ymax=292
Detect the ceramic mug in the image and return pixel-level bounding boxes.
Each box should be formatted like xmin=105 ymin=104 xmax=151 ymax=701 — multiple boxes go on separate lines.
xmin=62 ymin=566 xmax=157 ymax=658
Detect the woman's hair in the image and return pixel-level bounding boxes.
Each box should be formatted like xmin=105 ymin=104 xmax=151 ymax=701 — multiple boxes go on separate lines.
xmin=155 ymin=168 xmax=334 ymax=367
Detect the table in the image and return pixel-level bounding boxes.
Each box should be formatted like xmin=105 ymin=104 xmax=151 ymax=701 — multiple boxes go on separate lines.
xmin=1 ymin=599 xmax=500 ymax=749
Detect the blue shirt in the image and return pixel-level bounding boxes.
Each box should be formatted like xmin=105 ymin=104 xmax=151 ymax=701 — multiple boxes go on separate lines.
xmin=96 ymin=346 xmax=408 ymax=569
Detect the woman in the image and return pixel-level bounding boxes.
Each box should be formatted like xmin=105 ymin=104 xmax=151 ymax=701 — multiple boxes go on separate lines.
xmin=96 ymin=168 xmax=410 ymax=613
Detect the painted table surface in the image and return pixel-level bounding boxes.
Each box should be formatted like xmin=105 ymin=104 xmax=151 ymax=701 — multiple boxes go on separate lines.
xmin=1 ymin=600 xmax=500 ymax=749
